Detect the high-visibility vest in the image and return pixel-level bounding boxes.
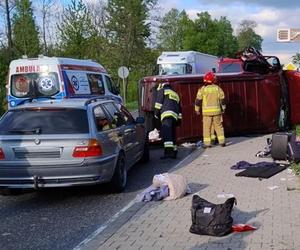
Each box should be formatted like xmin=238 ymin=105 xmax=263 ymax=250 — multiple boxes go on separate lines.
xmin=195 ymin=84 xmax=225 ymax=116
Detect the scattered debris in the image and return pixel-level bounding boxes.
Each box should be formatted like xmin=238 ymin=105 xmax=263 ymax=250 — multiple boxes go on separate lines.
xmin=255 ymin=138 xmax=272 ymax=158
xmin=136 ymin=173 xmax=190 ymax=202
xmin=181 ymin=142 xmax=196 ymax=148
xmin=1 ymin=232 xmax=11 ymax=236
xmin=267 ymin=185 xmax=279 ymax=190
xmin=148 ymin=128 xmax=161 ymax=142
xmin=232 ymin=224 xmax=257 ymax=232
xmin=217 ymin=193 xmax=235 ymax=199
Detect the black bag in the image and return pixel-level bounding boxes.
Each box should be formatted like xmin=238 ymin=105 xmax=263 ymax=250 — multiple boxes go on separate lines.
xmin=189 ymin=195 xmax=236 ymax=236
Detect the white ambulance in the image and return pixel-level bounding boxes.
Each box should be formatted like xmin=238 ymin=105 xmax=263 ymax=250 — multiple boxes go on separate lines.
xmin=7 ymin=56 xmax=122 ymax=108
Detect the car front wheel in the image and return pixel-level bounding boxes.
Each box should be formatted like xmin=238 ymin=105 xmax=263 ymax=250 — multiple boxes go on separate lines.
xmin=110 ymin=153 xmax=127 ymax=193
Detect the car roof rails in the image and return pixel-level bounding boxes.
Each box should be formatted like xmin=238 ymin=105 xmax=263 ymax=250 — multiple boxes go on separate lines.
xmin=84 ymin=96 xmax=115 ymax=106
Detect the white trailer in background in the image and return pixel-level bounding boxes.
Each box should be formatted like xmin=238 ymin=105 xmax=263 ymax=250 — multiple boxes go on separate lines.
xmin=157 ymin=51 xmax=218 ymax=75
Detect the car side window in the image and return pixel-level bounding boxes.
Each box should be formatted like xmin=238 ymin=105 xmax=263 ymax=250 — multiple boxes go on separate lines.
xmin=93 ymin=105 xmax=110 ymax=131
xmin=119 ymin=105 xmax=134 ymax=125
xmin=103 ymin=102 xmax=126 ymax=128
xmin=88 ymin=73 xmax=105 ymax=95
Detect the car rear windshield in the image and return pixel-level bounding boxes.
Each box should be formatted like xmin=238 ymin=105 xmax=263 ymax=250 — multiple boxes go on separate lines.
xmin=0 ymin=108 xmax=89 ymax=135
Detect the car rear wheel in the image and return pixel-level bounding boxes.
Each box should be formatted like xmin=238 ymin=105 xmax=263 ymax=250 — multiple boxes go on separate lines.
xmin=110 ymin=153 xmax=127 ymax=193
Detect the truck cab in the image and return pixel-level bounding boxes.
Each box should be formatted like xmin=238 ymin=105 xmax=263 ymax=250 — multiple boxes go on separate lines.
xmin=157 ymin=51 xmax=218 ymax=75
xmin=218 ymin=58 xmax=244 ymax=73
xmin=7 ymin=56 xmax=122 ymax=108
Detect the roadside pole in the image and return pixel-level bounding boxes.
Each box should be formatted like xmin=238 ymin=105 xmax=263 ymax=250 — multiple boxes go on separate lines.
xmin=118 ymin=66 xmax=129 ymax=105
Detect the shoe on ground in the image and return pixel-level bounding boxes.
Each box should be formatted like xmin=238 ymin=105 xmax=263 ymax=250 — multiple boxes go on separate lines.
xmin=202 ymin=145 xmax=212 ymax=149
xmin=212 ymin=140 xmax=218 ymax=145
xmin=220 ymin=143 xmax=226 ymax=147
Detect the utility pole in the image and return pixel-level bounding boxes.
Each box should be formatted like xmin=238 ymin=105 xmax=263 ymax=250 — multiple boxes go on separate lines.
xmin=5 ymin=0 xmax=13 ymax=59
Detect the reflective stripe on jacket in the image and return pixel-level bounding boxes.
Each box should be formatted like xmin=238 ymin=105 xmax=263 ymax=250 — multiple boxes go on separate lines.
xmin=154 ymin=85 xmax=182 ymax=121
xmin=194 ymin=84 xmax=225 ymax=116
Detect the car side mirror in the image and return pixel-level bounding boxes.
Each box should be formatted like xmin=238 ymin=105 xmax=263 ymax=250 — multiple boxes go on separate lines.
xmin=135 ymin=116 xmax=145 ymax=124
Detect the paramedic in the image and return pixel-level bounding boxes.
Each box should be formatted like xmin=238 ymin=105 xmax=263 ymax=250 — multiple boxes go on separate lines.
xmin=195 ymin=71 xmax=226 ymax=148
xmin=154 ymin=81 xmax=182 ymax=159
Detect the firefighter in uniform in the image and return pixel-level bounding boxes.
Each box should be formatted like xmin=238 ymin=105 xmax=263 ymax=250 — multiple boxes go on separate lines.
xmin=154 ymin=82 xmax=182 ymax=159
xmin=195 ymin=71 xmax=226 ymax=148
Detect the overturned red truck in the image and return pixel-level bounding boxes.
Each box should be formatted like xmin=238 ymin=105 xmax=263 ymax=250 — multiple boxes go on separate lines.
xmin=139 ymin=48 xmax=300 ymax=143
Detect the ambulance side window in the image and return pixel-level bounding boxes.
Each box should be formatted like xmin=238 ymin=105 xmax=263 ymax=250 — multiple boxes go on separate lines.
xmin=104 ymin=76 xmax=119 ymax=95
xmin=104 ymin=75 xmax=113 ymax=93
xmin=88 ymin=74 xmax=105 ymax=95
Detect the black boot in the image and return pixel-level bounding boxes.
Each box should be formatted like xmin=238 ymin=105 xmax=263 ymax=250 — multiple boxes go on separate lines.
xmin=160 ymin=148 xmax=173 ymax=159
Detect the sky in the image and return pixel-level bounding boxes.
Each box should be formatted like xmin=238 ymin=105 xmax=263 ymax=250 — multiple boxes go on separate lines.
xmin=158 ymin=0 xmax=300 ymax=64
xmin=1 ymin=0 xmax=298 ymax=64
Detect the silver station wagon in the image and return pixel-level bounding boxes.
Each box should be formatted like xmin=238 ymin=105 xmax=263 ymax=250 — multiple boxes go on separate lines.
xmin=0 ymin=97 xmax=148 ymax=193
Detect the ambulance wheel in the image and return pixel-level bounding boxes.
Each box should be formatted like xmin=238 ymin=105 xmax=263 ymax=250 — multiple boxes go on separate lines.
xmin=110 ymin=153 xmax=127 ymax=193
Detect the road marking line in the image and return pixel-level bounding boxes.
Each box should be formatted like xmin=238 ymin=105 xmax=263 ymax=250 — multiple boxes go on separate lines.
xmin=73 ymin=148 xmax=199 ymax=250
xmin=73 ymin=199 xmax=136 ymax=250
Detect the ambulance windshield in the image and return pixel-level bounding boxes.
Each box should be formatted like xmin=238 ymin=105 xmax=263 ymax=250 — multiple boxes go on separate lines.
xmin=10 ymin=72 xmax=60 ymax=98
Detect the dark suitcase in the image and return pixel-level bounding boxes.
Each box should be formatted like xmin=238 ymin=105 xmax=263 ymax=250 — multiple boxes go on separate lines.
xmin=287 ymin=133 xmax=300 ymax=162
xmin=271 ymin=132 xmax=290 ymax=160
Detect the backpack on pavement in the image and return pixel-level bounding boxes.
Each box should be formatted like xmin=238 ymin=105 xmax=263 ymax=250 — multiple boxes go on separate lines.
xmin=189 ymin=195 xmax=236 ymax=236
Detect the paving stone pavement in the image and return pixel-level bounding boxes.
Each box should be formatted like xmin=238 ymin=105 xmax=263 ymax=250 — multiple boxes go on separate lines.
xmin=83 ymin=135 xmax=300 ymax=250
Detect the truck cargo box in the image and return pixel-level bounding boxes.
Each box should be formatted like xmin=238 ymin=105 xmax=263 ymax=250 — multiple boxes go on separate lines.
xmin=140 ymin=72 xmax=283 ymax=143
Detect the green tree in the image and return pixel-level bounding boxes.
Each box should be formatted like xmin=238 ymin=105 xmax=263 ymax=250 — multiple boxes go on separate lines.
xmin=183 ymin=12 xmax=219 ymax=55
xmin=12 ymin=0 xmax=40 ymax=57
xmin=57 ymin=0 xmax=97 ymax=58
xmin=157 ymin=9 xmax=190 ymax=51
xmin=0 ymin=47 xmax=10 ymax=114
xmin=106 ymin=0 xmax=157 ymax=102
xmin=236 ymin=20 xmax=263 ymax=51
xmin=216 ymin=16 xmax=238 ymax=57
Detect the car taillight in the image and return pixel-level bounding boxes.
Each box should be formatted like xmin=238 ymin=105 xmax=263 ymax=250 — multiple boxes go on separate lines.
xmin=72 ymin=139 xmax=103 ymax=158
xmin=0 ymin=148 xmax=5 ymax=160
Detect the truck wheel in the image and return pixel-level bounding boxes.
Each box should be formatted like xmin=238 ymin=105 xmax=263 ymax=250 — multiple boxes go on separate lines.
xmin=110 ymin=153 xmax=127 ymax=193
xmin=271 ymin=133 xmax=289 ymax=160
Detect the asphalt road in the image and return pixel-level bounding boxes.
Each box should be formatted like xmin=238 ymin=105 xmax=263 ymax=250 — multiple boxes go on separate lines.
xmin=0 ymin=146 xmax=194 ymax=250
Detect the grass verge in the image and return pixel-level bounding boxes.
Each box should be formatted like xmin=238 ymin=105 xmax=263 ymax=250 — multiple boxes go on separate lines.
xmin=291 ymin=162 xmax=300 ymax=175
xmin=125 ymin=101 xmax=138 ymax=111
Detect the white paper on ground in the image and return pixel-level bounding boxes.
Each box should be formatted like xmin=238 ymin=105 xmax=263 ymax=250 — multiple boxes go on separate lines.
xmin=217 ymin=193 xmax=235 ymax=199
